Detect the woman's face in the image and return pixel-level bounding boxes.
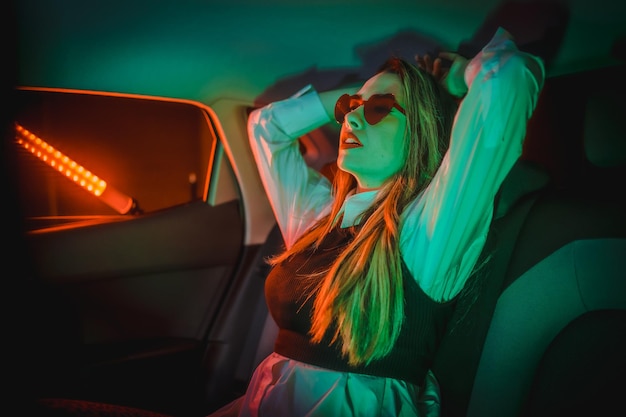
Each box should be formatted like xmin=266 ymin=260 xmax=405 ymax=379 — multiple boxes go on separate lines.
xmin=337 ymin=72 xmax=408 ymax=192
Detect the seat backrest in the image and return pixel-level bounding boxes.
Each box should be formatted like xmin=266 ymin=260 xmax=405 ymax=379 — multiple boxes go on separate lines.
xmin=466 ymin=65 xmax=626 ymax=417
xmin=467 ymin=239 xmax=626 ymax=417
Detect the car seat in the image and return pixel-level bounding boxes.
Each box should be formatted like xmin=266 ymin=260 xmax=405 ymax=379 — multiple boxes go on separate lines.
xmin=434 ymin=64 xmax=626 ymax=417
xmin=470 ymin=68 xmax=626 ymax=417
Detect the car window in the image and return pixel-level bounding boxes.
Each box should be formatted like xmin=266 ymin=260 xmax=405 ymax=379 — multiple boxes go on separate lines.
xmin=13 ymin=89 xmax=220 ymax=226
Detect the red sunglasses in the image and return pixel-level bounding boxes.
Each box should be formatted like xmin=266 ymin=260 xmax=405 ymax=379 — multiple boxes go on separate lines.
xmin=334 ymin=93 xmax=406 ymax=126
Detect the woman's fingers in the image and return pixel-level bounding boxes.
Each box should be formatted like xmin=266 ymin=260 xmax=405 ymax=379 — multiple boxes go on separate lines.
xmin=416 ymin=53 xmax=448 ymax=80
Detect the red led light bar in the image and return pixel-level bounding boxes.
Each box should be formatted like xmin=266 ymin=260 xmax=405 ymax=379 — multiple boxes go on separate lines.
xmin=15 ymin=123 xmax=136 ymax=215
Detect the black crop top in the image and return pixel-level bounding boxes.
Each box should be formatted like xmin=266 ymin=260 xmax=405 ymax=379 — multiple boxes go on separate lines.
xmin=265 ymin=226 xmax=456 ymax=386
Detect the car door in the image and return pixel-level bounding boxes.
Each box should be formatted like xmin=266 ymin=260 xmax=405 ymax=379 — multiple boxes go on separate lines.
xmin=13 ymin=88 xmax=261 ymax=416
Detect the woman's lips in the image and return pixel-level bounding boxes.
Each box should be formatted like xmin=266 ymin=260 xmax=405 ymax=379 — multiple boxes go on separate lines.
xmin=340 ymin=133 xmax=362 ymax=149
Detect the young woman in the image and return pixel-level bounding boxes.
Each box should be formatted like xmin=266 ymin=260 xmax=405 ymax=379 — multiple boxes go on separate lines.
xmin=209 ymin=27 xmax=545 ymax=417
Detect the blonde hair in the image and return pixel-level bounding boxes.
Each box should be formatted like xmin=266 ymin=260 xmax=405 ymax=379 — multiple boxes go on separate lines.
xmin=270 ymin=57 xmax=457 ymax=365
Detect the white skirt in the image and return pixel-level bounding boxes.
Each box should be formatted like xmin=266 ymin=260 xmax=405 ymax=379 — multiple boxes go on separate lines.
xmin=207 ymin=352 xmax=441 ymax=417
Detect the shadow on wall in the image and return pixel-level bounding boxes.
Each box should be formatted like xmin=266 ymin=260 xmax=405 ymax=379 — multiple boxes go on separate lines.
xmin=254 ymin=30 xmax=444 ymax=106
xmin=457 ymin=0 xmax=569 ymax=72
xmin=255 ymin=0 xmax=570 ymax=106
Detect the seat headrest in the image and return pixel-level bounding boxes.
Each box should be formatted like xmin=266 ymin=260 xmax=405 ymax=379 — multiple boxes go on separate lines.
xmin=583 ymin=90 xmax=626 ymax=168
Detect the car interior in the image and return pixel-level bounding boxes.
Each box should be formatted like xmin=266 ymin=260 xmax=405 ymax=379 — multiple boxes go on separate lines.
xmin=4 ymin=1 xmax=625 ymax=417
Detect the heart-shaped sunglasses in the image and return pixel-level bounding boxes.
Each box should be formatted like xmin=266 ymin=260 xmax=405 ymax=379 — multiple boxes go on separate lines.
xmin=334 ymin=93 xmax=406 ymax=126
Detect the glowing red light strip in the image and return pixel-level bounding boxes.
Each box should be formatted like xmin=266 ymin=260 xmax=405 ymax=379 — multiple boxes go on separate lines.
xmin=15 ymin=123 xmax=135 ymax=214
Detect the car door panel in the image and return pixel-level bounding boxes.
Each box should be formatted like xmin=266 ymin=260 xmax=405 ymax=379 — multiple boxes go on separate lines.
xmin=27 ymin=199 xmax=243 ymax=341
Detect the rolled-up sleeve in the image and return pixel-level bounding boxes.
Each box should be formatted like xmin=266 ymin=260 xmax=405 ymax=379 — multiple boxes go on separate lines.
xmin=247 ymin=86 xmax=335 ymax=248
xmin=401 ymin=28 xmax=545 ymax=301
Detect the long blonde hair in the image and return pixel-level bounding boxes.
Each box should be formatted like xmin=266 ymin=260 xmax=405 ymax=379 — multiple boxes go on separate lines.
xmin=270 ymin=57 xmax=457 ymax=365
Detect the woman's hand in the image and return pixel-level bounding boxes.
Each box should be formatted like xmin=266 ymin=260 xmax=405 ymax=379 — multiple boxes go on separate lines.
xmin=414 ymin=53 xmax=448 ymax=81
xmin=416 ymin=52 xmax=469 ymax=98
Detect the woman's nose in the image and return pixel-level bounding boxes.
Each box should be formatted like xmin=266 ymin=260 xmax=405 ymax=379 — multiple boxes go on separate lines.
xmin=345 ymin=106 xmax=364 ymax=130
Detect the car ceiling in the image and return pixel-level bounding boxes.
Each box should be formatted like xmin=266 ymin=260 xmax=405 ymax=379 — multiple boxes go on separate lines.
xmin=12 ymin=0 xmax=626 ymax=105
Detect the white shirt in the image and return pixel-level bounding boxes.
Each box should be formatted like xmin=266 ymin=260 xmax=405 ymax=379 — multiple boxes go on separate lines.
xmin=248 ymin=28 xmax=545 ymax=302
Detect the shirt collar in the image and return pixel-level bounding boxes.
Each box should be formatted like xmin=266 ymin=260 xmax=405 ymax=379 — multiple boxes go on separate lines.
xmin=336 ymin=189 xmax=379 ymax=228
